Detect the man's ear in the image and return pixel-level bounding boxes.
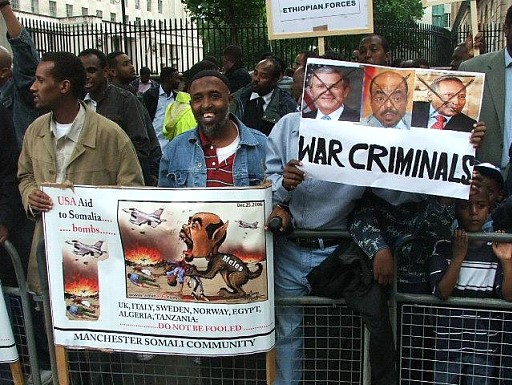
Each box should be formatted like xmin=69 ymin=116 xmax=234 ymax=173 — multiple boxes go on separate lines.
xmin=343 ymin=86 xmax=351 ymax=99
xmin=427 ymin=90 xmax=433 ymax=102
xmin=0 ymin=67 xmax=11 ymax=80
xmin=60 ymin=80 xmax=71 ymax=95
xmin=107 ymin=66 xmax=116 ymax=79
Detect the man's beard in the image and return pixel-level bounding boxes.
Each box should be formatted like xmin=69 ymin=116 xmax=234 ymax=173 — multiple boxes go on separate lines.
xmin=199 ymin=110 xmax=230 ymax=138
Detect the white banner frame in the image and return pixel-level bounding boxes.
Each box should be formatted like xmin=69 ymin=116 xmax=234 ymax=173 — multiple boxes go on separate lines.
xmin=266 ymin=0 xmax=374 ymax=40
xmin=42 ymin=185 xmax=275 ymax=357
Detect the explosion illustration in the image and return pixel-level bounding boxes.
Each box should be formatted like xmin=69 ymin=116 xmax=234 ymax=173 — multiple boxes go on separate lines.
xmin=125 ymin=245 xmax=163 ymax=265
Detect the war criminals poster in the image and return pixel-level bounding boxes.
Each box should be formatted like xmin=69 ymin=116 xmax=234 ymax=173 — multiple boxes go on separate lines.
xmin=42 ymin=184 xmax=274 ymax=356
xmin=298 ymin=58 xmax=485 ymax=199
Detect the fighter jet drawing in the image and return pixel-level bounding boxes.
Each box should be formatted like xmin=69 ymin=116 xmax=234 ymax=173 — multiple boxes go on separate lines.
xmin=122 ymin=208 xmax=166 ymax=228
xmin=235 ymin=220 xmax=258 ymax=229
xmin=66 ymin=240 xmax=106 ymax=257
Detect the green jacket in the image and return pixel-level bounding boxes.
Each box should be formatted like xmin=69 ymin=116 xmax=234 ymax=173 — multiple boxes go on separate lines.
xmin=162 ymin=92 xmax=197 ymax=140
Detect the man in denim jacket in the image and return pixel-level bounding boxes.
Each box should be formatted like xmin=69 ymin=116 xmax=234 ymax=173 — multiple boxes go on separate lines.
xmin=158 ymin=69 xmax=267 ymax=384
xmin=0 ymin=3 xmax=39 ymax=146
xmin=158 ymin=70 xmax=266 ymax=188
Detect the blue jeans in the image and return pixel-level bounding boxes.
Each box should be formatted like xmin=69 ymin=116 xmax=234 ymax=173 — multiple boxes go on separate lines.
xmin=434 ymin=352 xmax=497 ymax=385
xmin=273 ymin=236 xmax=339 ymax=385
xmin=274 ymin=236 xmax=396 ymax=385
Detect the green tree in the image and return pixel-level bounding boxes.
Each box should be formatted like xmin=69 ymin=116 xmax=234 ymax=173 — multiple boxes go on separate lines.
xmin=374 ymin=0 xmax=424 ymax=24
xmin=181 ymin=0 xmax=265 ymax=45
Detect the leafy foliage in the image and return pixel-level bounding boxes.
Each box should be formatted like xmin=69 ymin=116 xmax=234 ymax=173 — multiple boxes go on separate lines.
xmin=181 ymin=0 xmax=265 ymax=25
xmin=374 ymin=0 xmax=424 ymax=24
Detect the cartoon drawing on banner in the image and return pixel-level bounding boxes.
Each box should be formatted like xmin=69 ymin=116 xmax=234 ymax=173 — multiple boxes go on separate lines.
xmin=122 ymin=207 xmax=167 ymax=228
xmin=62 ymin=239 xmax=107 ymax=320
xmin=118 ymin=201 xmax=268 ymax=303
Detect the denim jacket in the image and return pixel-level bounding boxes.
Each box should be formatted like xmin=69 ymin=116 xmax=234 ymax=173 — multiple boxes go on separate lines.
xmin=0 ymin=28 xmax=40 ymax=146
xmin=158 ymin=115 xmax=266 ymax=187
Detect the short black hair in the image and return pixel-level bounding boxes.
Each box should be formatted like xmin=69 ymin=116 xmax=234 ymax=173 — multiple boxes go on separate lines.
xmin=160 ymin=66 xmax=178 ymax=82
xmin=259 ymin=53 xmax=286 ymax=76
xmin=139 ymin=66 xmax=151 ymax=75
xmin=506 ymin=4 xmax=512 ymax=27
xmin=106 ymin=51 xmax=125 ymax=68
xmin=184 ymin=60 xmax=222 ymax=90
xmin=258 ymin=57 xmax=282 ymax=79
xmin=360 ymin=34 xmax=390 ymax=53
xmin=203 ymin=55 xmax=219 ymax=67
xmin=222 ymin=45 xmax=243 ymax=64
xmin=78 ymin=48 xmax=107 ymax=68
xmin=41 ymin=51 xmax=86 ymax=99
xmin=189 ymin=70 xmax=231 ymax=91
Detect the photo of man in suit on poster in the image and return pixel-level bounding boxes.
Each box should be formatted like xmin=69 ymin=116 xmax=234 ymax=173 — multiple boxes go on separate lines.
xmin=362 ymin=68 xmax=414 ymax=129
xmin=411 ymin=74 xmax=479 ymax=132
xmin=302 ymin=65 xmax=362 ymax=122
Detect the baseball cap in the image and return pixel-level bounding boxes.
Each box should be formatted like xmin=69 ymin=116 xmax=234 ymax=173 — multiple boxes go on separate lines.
xmin=474 ymin=162 xmax=505 ymax=190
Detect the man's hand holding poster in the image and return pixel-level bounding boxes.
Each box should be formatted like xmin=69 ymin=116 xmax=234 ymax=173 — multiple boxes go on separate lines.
xmin=42 ymin=185 xmax=274 ymax=356
xmin=298 ymin=58 xmax=485 ymax=199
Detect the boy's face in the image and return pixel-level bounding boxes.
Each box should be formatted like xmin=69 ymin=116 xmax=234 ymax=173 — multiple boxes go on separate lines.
xmin=456 ymin=190 xmax=490 ymax=232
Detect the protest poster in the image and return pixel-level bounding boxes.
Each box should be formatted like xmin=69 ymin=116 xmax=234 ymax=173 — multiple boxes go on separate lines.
xmin=266 ymin=0 xmax=373 ymax=39
xmin=0 ymin=284 xmax=18 ymax=363
xmin=298 ymin=58 xmax=485 ymax=199
xmin=42 ymin=184 xmax=274 ymax=356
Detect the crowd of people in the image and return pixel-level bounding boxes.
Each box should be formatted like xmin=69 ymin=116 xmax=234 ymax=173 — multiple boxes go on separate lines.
xmin=3 ymin=0 xmax=512 ymax=383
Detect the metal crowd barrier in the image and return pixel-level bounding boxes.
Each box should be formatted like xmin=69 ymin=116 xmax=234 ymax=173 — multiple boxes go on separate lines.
xmin=1 ymin=240 xmax=43 ymax=385
xmin=3 ymin=230 xmax=512 ymax=385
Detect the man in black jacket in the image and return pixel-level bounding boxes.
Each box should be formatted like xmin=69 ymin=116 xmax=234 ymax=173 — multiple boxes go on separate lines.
xmin=231 ymin=57 xmax=297 ymax=136
xmin=222 ymin=45 xmax=251 ymax=93
xmin=411 ymin=75 xmax=476 ymax=132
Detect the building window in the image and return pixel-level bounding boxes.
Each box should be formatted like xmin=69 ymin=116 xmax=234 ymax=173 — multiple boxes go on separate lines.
xmin=82 ymin=7 xmax=88 ymax=16
xmin=146 ymin=0 xmax=151 ymax=12
xmin=158 ymin=0 xmax=162 ymax=13
xmin=11 ymin=0 xmax=19 ymax=9
xmin=96 ymin=9 xmax=103 ymax=18
xmin=31 ymin=0 xmax=39 ymax=13
xmin=431 ymin=5 xmax=444 ymax=28
xmin=110 ymin=12 xmax=116 ymax=22
xmin=443 ymin=13 xmax=451 ymax=28
xmin=49 ymin=0 xmax=56 ymax=16
xmin=110 ymin=0 xmax=115 ymax=4
xmin=135 ymin=17 xmax=141 ymax=25
xmin=135 ymin=0 xmax=140 ymax=9
xmin=124 ymin=15 xmax=129 ymax=23
xmin=66 ymin=4 xmax=73 ymax=17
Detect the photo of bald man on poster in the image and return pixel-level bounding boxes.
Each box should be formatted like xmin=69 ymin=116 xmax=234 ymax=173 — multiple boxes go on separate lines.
xmin=362 ymin=68 xmax=415 ymax=129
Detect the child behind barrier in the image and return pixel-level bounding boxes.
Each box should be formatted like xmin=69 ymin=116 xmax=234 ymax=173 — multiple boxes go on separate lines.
xmin=429 ymin=187 xmax=512 ymax=385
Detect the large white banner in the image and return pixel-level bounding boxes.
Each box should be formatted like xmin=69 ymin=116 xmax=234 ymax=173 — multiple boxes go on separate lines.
xmin=299 ymin=58 xmax=485 ymax=199
xmin=266 ymin=0 xmax=373 ymax=39
xmin=0 ymin=284 xmax=18 ymax=363
xmin=42 ymin=185 xmax=274 ymax=356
